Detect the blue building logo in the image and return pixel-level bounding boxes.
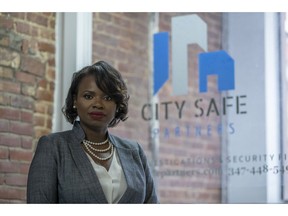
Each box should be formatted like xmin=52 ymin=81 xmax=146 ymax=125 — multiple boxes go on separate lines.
xmin=153 ymin=14 xmax=235 ymax=95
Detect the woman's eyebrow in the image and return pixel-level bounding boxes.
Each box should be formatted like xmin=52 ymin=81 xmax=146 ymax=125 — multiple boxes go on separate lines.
xmin=79 ymin=90 xmax=108 ymax=96
xmin=79 ymin=90 xmax=94 ymax=93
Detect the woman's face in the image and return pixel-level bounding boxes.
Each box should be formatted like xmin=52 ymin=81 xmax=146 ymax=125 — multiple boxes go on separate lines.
xmin=74 ymin=74 xmax=117 ymax=132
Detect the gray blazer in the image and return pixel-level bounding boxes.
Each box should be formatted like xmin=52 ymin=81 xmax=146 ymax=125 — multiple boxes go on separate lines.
xmin=27 ymin=121 xmax=158 ymax=203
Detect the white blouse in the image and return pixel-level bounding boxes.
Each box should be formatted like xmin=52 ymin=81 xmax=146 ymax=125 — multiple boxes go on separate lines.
xmin=85 ymin=148 xmax=127 ymax=203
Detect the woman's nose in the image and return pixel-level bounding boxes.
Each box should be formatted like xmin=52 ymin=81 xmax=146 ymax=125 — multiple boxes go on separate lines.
xmin=92 ymin=96 xmax=103 ymax=108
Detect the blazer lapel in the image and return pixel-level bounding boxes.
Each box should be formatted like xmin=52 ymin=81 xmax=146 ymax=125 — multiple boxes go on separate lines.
xmin=115 ymin=147 xmax=137 ymax=203
xmin=108 ymin=135 xmax=142 ymax=203
xmin=68 ymin=122 xmax=108 ymax=203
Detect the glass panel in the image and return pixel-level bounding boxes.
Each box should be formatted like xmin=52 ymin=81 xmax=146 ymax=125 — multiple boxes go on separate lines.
xmin=92 ymin=12 xmax=287 ymax=203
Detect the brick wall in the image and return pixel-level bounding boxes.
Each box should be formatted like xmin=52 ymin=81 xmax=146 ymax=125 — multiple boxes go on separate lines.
xmin=0 ymin=12 xmax=55 ymax=203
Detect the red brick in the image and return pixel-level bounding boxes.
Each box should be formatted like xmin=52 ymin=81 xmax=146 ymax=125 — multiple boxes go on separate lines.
xmin=49 ymin=81 xmax=55 ymax=91
xmin=123 ymin=13 xmax=142 ymax=19
xmin=0 ymin=16 xmax=13 ymax=30
xmin=118 ymin=62 xmax=129 ymax=72
xmin=93 ymin=43 xmax=107 ymax=56
xmin=0 ymin=133 xmax=21 ymax=147
xmin=20 ymin=110 xmax=33 ymax=123
xmin=21 ymin=39 xmax=29 ymax=53
xmin=0 ymin=175 xmax=4 ymax=184
xmin=10 ymin=121 xmax=33 ymax=136
xmin=34 ymin=102 xmax=45 ymax=113
xmin=94 ymin=22 xmax=105 ymax=32
xmin=105 ymin=25 xmax=122 ymax=35
xmin=0 ymin=94 xmax=10 ymax=106
xmin=49 ymin=19 xmax=55 ymax=29
xmin=198 ymin=192 xmax=210 ymax=200
xmin=115 ymin=50 xmax=127 ymax=60
xmin=7 ymin=13 xmax=26 ymax=19
xmin=4 ymin=174 xmax=28 ymax=186
xmin=27 ymin=13 xmax=48 ymax=27
xmin=38 ymin=42 xmax=55 ymax=53
xmin=15 ymin=71 xmax=36 ymax=84
xmin=37 ymin=79 xmax=48 ymax=89
xmin=10 ymin=95 xmax=34 ymax=110
xmin=35 ymin=89 xmax=53 ymax=101
xmin=21 ymin=136 xmax=33 ymax=149
xmin=0 ymin=80 xmax=20 ymax=94
xmin=46 ymin=117 xmax=52 ymax=129
xmin=0 ymin=147 xmax=9 ymax=159
xmin=20 ymin=56 xmax=45 ymax=77
xmin=0 ymin=119 xmax=9 ymax=132
xmin=48 ymin=58 xmax=55 ymax=66
xmin=99 ymin=13 xmax=112 ymax=21
xmin=39 ymin=28 xmax=54 ymax=40
xmin=19 ymin=163 xmax=30 ymax=174
xmin=9 ymin=149 xmax=33 ymax=162
xmin=0 ymin=199 xmax=25 ymax=203
xmin=0 ymin=187 xmax=26 ymax=200
xmin=30 ymin=26 xmax=39 ymax=37
xmin=118 ymin=38 xmax=132 ymax=50
xmin=113 ymin=15 xmax=131 ymax=29
xmin=132 ymin=21 xmax=148 ymax=35
xmin=0 ymin=160 xmax=31 ymax=175
xmin=43 ymin=12 xmax=53 ymax=17
xmin=47 ymin=68 xmax=55 ymax=81
xmin=15 ymin=21 xmax=30 ymax=35
xmin=93 ymin=33 xmax=117 ymax=47
xmin=33 ymin=114 xmax=45 ymax=127
xmin=0 ymin=161 xmax=20 ymax=173
xmin=47 ymin=103 xmax=54 ymax=115
xmin=0 ymin=107 xmax=20 ymax=120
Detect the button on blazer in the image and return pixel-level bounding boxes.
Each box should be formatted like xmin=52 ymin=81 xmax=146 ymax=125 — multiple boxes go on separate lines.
xmin=27 ymin=121 xmax=159 ymax=203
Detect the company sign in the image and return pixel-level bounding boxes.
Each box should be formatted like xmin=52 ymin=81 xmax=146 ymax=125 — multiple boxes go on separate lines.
xmin=142 ymin=14 xmax=247 ymax=138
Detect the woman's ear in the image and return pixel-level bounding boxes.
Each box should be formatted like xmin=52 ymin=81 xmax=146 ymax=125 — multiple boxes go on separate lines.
xmin=73 ymin=95 xmax=77 ymax=109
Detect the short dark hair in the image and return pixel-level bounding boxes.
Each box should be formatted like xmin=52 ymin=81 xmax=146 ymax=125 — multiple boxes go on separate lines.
xmin=62 ymin=60 xmax=129 ymax=127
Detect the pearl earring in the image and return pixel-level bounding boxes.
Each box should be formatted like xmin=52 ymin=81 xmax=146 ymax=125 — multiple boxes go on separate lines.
xmin=73 ymin=105 xmax=76 ymax=109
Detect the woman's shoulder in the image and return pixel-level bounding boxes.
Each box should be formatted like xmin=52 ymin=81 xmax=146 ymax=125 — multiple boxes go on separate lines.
xmin=109 ymin=134 xmax=141 ymax=150
xmin=38 ymin=128 xmax=78 ymax=145
xmin=41 ymin=129 xmax=72 ymax=140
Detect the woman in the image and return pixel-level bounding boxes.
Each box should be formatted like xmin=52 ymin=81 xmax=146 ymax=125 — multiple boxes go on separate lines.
xmin=27 ymin=61 xmax=159 ymax=203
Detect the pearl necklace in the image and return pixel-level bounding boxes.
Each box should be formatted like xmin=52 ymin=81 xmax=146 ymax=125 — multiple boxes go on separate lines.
xmin=84 ymin=140 xmax=112 ymax=153
xmin=83 ymin=141 xmax=114 ymax=161
xmin=83 ymin=138 xmax=108 ymax=146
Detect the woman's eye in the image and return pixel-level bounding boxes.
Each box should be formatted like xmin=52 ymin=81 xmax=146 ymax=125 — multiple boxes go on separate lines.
xmin=103 ymin=95 xmax=112 ymax=101
xmin=84 ymin=94 xmax=93 ymax=100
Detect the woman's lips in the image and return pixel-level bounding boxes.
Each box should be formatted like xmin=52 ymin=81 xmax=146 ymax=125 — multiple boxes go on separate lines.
xmin=88 ymin=112 xmax=105 ymax=120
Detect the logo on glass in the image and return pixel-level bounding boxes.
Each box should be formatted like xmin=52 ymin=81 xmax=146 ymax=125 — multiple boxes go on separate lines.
xmin=153 ymin=14 xmax=235 ymax=96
